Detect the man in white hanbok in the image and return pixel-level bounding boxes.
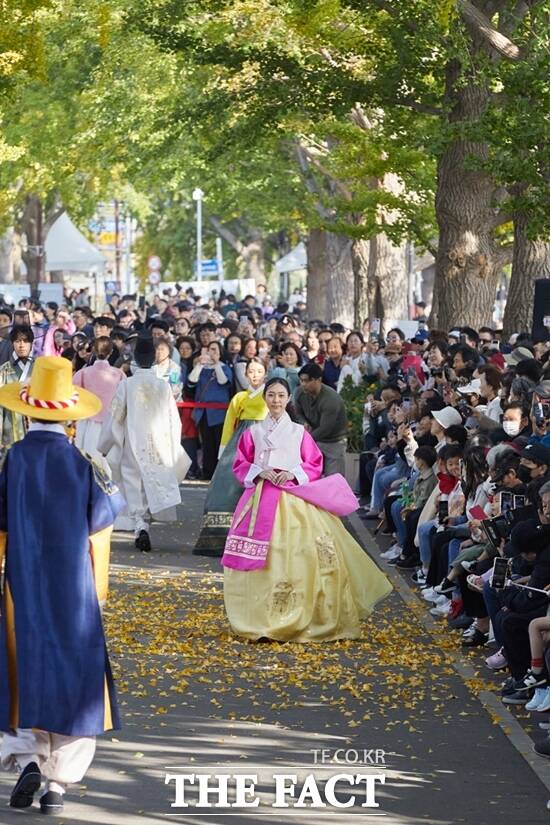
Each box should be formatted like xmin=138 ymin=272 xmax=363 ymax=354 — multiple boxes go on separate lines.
xmin=98 ymin=337 xmax=190 ymax=551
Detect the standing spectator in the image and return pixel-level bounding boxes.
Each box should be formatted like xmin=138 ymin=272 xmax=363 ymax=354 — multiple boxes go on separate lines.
xmin=187 ymin=341 xmax=233 ymax=479
xmin=0 ymin=326 xmax=35 ymax=460
xmin=73 ymin=337 xmax=126 ymax=460
xmin=268 ymin=342 xmax=303 ymax=394
xmin=43 ymin=309 xmax=75 ymax=356
xmin=294 ymin=363 xmax=348 ymax=475
xmin=153 ymin=338 xmax=182 ymax=400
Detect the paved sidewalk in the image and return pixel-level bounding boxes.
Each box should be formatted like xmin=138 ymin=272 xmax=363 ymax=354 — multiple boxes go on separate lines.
xmin=1 ymin=484 xmax=549 ymax=824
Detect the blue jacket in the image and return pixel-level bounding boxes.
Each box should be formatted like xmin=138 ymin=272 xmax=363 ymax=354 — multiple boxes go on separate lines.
xmin=190 ymin=364 xmax=233 ymax=426
xmin=0 ymin=431 xmax=123 ymax=736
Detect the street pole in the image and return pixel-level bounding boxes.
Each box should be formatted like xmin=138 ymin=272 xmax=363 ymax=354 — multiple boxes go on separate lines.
xmin=114 ymin=199 xmax=121 ymax=283
xmin=216 ymin=236 xmax=224 ymax=281
xmin=192 ymin=188 xmax=204 ymax=281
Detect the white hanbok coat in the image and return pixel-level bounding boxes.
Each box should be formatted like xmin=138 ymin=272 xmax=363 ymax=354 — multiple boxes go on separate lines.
xmin=98 ymin=368 xmax=190 ymax=529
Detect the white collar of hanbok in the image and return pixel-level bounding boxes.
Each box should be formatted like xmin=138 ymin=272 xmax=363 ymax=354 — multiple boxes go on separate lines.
xmin=248 ymin=384 xmax=265 ymax=399
xmin=252 ymin=412 xmax=303 ymax=470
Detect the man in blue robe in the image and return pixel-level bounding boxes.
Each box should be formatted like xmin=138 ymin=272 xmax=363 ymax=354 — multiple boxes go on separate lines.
xmin=0 ymin=356 xmax=123 ymax=815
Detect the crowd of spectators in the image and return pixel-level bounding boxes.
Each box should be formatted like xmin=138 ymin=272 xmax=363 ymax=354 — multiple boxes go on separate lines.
xmin=3 ymin=282 xmax=550 ymax=755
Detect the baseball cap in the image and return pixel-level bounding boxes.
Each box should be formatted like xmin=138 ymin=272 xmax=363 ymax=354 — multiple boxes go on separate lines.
xmin=504 ymin=346 xmax=534 ymax=366
xmin=520 ymin=443 xmax=550 ymax=466
xmin=534 ymin=380 xmax=550 ymax=399
xmin=413 ymin=329 xmax=429 ymax=342
xmin=432 ymin=406 xmax=463 ymax=429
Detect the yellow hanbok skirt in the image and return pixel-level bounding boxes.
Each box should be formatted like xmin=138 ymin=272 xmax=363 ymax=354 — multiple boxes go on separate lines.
xmin=223 ymin=493 xmax=392 ymax=642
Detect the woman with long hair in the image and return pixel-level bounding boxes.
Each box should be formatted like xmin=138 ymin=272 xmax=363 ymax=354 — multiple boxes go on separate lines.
xmin=194 ymin=357 xmax=268 ymax=556
xmin=222 ymin=377 xmax=392 ymax=641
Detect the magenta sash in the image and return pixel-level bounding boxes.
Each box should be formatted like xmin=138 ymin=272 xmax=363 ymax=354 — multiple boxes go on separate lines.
xmin=222 ymin=473 xmax=358 ymax=571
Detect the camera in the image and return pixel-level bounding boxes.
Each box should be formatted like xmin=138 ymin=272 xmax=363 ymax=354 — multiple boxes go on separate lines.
xmin=481 ymin=503 xmax=538 ymax=549
xmin=534 ymin=401 xmax=550 ymax=428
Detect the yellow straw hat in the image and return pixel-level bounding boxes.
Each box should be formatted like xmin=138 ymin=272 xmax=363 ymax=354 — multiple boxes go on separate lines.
xmin=0 ymin=356 xmax=102 ymax=422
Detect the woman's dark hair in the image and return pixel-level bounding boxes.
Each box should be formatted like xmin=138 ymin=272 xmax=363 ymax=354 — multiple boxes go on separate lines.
xmin=462 ymin=444 xmax=489 ymax=500
xmin=207 ymin=340 xmax=225 ymax=360
xmin=477 ymin=363 xmax=502 ymax=392
xmin=444 ymin=424 xmax=468 ymax=448
xmin=414 ymin=445 xmax=437 ymax=467
xmin=264 ymin=376 xmax=291 ymax=396
xmin=245 ymin=356 xmax=266 ymax=372
xmin=279 ymin=341 xmax=304 ymax=365
xmin=242 ymin=337 xmax=258 ymax=355
xmin=387 ymin=327 xmax=406 ymax=341
xmin=346 ymin=330 xmax=365 ymax=345
xmin=94 ymin=336 xmax=113 ymax=360
xmin=439 ymin=444 xmax=464 ymax=462
xmin=224 ymin=333 xmax=243 ymax=353
xmin=515 ymin=357 xmax=543 ymax=384
xmin=428 ymin=340 xmax=448 ymax=357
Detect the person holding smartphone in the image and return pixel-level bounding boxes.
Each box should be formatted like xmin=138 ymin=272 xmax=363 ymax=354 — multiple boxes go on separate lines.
xmin=187 ymin=341 xmax=233 ymax=479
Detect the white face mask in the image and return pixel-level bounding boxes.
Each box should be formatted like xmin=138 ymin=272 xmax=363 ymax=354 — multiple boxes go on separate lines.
xmin=502 ymin=420 xmax=521 ymax=437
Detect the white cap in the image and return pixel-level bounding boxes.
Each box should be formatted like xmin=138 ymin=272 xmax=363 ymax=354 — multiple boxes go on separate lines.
xmin=432 ymin=406 xmax=463 ymax=429
xmin=457 ymin=379 xmax=482 ymax=395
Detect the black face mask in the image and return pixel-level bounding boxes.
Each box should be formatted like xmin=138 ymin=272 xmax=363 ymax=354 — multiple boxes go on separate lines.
xmin=518 ymin=465 xmax=534 ymax=484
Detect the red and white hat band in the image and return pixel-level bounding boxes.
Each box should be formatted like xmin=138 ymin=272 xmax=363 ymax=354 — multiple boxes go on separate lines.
xmin=19 ymin=387 xmax=79 ymax=410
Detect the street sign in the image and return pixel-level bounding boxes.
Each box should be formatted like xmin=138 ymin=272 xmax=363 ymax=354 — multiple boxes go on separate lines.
xmin=194 ymin=258 xmax=219 ymax=275
xmin=148 ymin=271 xmax=161 ymax=285
xmin=148 ymin=255 xmax=162 ymax=271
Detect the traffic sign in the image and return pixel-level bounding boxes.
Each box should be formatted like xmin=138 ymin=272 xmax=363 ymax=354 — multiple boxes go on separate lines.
xmin=148 ymin=271 xmax=161 ymax=285
xmin=194 ymin=258 xmax=219 ymax=275
xmin=148 ymin=255 xmax=162 ymax=271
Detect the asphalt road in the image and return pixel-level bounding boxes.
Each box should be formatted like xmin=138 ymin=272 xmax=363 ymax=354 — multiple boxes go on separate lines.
xmin=2 ymin=482 xmax=550 ymax=824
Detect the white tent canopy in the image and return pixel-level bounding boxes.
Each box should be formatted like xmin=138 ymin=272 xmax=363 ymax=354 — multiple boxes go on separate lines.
xmin=275 ymin=242 xmax=307 ymax=273
xmin=45 ymin=212 xmax=106 ymax=272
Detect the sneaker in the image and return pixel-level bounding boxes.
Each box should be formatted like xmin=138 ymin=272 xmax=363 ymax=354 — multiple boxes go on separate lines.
xmin=434 ymin=593 xmax=450 ymax=606
xmin=539 ymin=721 xmax=550 ymax=730
xmin=536 ymin=687 xmax=550 ymax=713
xmin=430 ymin=602 xmax=451 ymax=617
xmin=395 ymin=555 xmax=420 ymax=569
xmin=527 ymin=688 xmax=549 ymax=712
xmin=435 ymin=578 xmax=455 ymax=595
xmin=448 ymin=613 xmax=473 ymax=630
xmin=449 ymin=598 xmax=464 ymax=619
xmin=485 ymin=648 xmax=508 ymax=671
xmin=411 ymin=570 xmax=427 ymax=586
xmin=422 ymin=587 xmax=438 ymax=602
xmin=380 ymin=544 xmax=402 ymax=560
xmin=461 ymin=629 xmax=488 ymax=647
xmin=463 ymin=624 xmax=477 ymax=638
xmin=533 ymin=738 xmax=550 ymax=758
xmin=502 ymin=688 xmax=533 ymax=705
xmin=467 ymin=574 xmax=484 ymax=593
xmin=460 ymin=560 xmax=476 ymax=572
xmin=518 ymin=669 xmax=548 ymax=692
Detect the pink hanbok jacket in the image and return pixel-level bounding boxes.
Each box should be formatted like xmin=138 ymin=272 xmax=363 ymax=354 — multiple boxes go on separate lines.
xmin=73 ymin=359 xmax=126 ymax=423
xmin=222 ymin=413 xmax=358 ymax=571
xmin=43 ymin=319 xmax=76 ymax=356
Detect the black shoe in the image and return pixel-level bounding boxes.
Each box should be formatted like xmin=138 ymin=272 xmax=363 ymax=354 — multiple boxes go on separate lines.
xmin=518 ymin=668 xmax=548 ymax=691
xmin=461 ymin=629 xmax=488 ymax=647
xmin=10 ymin=761 xmax=42 ymax=808
xmin=501 ymin=677 xmax=525 ymax=696
xmin=533 ymin=738 xmax=550 ymax=758
xmin=448 ymin=613 xmax=473 ymax=630
xmin=40 ymin=790 xmax=64 ymax=815
xmin=395 ymin=555 xmax=420 ymax=569
xmin=135 ymin=530 xmax=151 ymax=553
xmin=502 ymin=688 xmax=533 ymax=705
xmin=435 ymin=577 xmax=455 ymax=595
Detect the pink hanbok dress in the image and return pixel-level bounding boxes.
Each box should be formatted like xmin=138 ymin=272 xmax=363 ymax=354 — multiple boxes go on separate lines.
xmin=222 ymin=413 xmax=392 ymax=642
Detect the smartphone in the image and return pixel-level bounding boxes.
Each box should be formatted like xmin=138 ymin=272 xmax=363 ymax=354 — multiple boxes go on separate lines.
xmin=491 ymin=557 xmax=510 ymax=590
xmin=438 ymin=500 xmax=449 ymax=524
xmin=138 ymin=295 xmax=146 ymax=311
xmin=407 ymin=367 xmax=416 ymax=381
xmin=534 ymin=402 xmax=550 ymax=427
xmin=513 ymin=494 xmax=526 ymax=509
xmin=469 ymin=505 xmax=487 ymax=521
xmin=499 ymin=491 xmax=514 ymax=516
xmin=402 ymin=399 xmax=411 ymax=412
xmin=371 ymin=318 xmax=381 ymax=335
xmin=239 ymin=315 xmax=249 ymax=323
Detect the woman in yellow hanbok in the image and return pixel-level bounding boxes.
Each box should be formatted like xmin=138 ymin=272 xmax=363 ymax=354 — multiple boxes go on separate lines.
xmin=222 ymin=378 xmax=392 ymax=642
xmin=193 ymin=358 xmax=268 ymax=556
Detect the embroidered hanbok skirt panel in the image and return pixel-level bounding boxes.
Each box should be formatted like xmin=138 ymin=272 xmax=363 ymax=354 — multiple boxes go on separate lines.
xmin=193 ymin=420 xmax=251 ymax=556
xmin=223 ymin=493 xmax=392 ymax=642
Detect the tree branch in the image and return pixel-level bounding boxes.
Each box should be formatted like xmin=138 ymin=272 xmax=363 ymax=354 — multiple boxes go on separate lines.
xmin=489 ymin=211 xmax=513 ymax=229
xmin=457 ymin=0 xmax=523 ymax=60
xmin=393 ymin=96 xmax=444 ymax=117
xmin=294 ymin=144 xmax=333 ymax=221
xmin=297 ymin=141 xmax=353 ymax=201
xmin=209 ymin=217 xmax=243 ymax=254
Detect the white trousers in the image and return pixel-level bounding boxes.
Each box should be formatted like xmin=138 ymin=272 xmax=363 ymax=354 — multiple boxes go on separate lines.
xmin=1 ymin=729 xmax=96 ymax=788
xmin=115 ymin=446 xmax=150 ymax=536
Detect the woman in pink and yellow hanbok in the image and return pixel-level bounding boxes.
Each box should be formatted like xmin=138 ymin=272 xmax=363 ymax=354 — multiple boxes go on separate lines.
xmin=222 ymin=378 xmax=391 ymax=642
